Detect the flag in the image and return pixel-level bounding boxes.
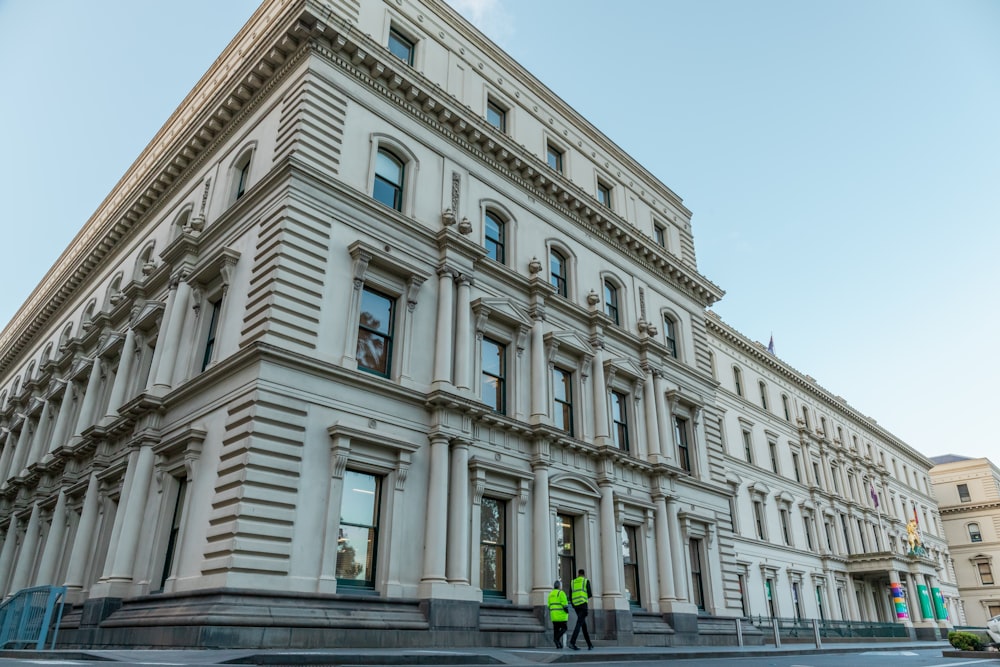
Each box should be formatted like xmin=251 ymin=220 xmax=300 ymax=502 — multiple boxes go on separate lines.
xmin=767 ymin=334 xmax=775 ymax=355
xmin=913 ymin=507 xmax=919 ymax=526
xmin=869 ymin=483 xmax=879 ymax=508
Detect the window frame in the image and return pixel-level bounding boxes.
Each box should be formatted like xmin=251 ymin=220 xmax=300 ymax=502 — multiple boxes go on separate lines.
xmin=552 ymin=366 xmax=575 ymax=436
xmin=958 ymin=483 xmax=971 ymax=503
xmin=969 ymin=522 xmax=983 ymax=543
xmin=486 ymin=98 xmax=507 ymax=133
xmin=596 ymin=179 xmax=612 ymax=209
xmin=546 ymin=142 xmax=564 ymax=173
xmin=479 ymin=496 xmax=507 ymax=597
xmin=674 ymin=415 xmax=692 ymax=473
xmin=484 ymin=210 xmax=507 ymax=264
xmin=610 ymin=390 xmax=630 ymax=452
xmin=228 ymin=144 xmax=256 ymax=204
xmin=622 ymin=524 xmax=641 ymax=606
xmin=663 ymin=315 xmax=679 ymax=359
xmin=387 ymin=27 xmax=415 ymax=65
xmin=373 ymin=147 xmax=406 ymax=212
xmin=653 ymin=222 xmax=667 ymax=248
xmin=733 ymin=366 xmax=743 ymax=397
xmin=481 ymin=336 xmax=507 ymax=415
xmin=603 ymin=279 xmax=620 ymax=325
xmin=336 ymin=468 xmax=383 ymax=589
xmin=549 ymin=249 xmax=568 ymax=297
xmin=356 ymin=286 xmax=397 ymax=378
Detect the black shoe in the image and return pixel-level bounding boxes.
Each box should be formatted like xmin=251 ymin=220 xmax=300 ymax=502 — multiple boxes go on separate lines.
xmin=554 ymin=642 xmax=561 ymax=649
xmin=569 ymin=644 xmax=579 ymax=650
xmin=587 ymin=645 xmax=594 ymax=650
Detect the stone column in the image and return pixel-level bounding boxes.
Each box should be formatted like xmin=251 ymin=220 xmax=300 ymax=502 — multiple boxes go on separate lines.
xmin=529 ymin=315 xmax=546 ymax=423
xmin=642 ymin=369 xmax=660 ymax=460
xmin=65 ymin=473 xmax=101 ymax=593
xmin=446 ymin=439 xmax=470 ymax=584
xmin=591 ymin=343 xmax=609 ymax=445
xmin=531 ymin=458 xmax=552 ymax=601
xmin=0 ymin=516 xmax=20 ymax=595
xmin=104 ymin=327 xmax=137 ymax=420
xmin=35 ymin=490 xmax=68 ymax=585
xmin=8 ymin=418 xmax=33 ymax=478
xmin=667 ymin=496 xmax=687 ymax=601
xmin=46 ymin=386 xmax=75 ymax=456
xmin=152 ymin=276 xmax=192 ymax=391
xmin=432 ymin=268 xmax=455 ymax=387
xmin=453 ymin=276 xmax=472 ymax=391
xmin=9 ymin=503 xmax=41 ymax=593
xmin=653 ymin=494 xmax=675 ymax=603
xmin=25 ymin=401 xmax=52 ymax=468
xmin=108 ymin=443 xmax=156 ymax=581
xmin=72 ymin=357 xmax=104 ymax=439
xmin=598 ymin=481 xmax=621 ymax=600
xmin=653 ymin=373 xmax=673 ymax=464
xmin=421 ymin=434 xmax=449 ymax=585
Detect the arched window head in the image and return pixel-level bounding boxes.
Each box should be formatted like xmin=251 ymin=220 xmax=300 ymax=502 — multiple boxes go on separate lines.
xmin=549 ymin=249 xmax=567 ymax=297
xmin=603 ymin=280 xmax=619 ymax=325
xmin=373 ymin=148 xmax=405 ymax=211
xmin=969 ymin=523 xmax=983 ymax=543
xmin=484 ymin=211 xmax=506 ymax=263
xmin=41 ymin=343 xmax=53 ymax=366
xmin=24 ymin=362 xmax=35 ymax=382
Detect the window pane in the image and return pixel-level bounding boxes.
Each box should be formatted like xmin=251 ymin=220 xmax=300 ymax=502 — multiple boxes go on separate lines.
xmin=336 ymin=524 xmax=375 ymax=581
xmin=481 ymin=338 xmax=505 ymax=413
xmin=375 ymin=150 xmax=402 ymax=185
xmin=341 ymin=470 xmax=378 ymax=525
xmin=486 ymin=101 xmax=505 ymax=132
xmin=357 ymin=288 xmax=394 ymax=375
xmin=388 ymin=29 xmax=413 ymax=64
xmin=546 ymin=145 xmax=562 ymax=171
xmin=485 ymin=213 xmax=504 ymax=263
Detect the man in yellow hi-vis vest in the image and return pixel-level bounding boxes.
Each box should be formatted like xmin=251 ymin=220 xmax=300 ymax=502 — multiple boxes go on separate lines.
xmin=547 ymin=579 xmax=569 ymax=649
xmin=568 ymin=568 xmax=594 ymax=650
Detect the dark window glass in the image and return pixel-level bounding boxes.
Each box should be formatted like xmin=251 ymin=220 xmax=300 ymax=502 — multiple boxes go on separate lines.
xmin=337 ymin=470 xmax=381 ymax=587
xmin=387 ymin=28 xmax=414 ymax=65
xmin=235 ymin=159 xmax=251 ymax=200
xmin=978 ymin=561 xmax=994 ymax=585
xmin=958 ymin=483 xmax=971 ymax=502
xmin=733 ymin=367 xmax=743 ymax=396
xmin=486 ymin=100 xmax=506 ymax=132
xmin=782 ymin=394 xmax=791 ymax=421
xmin=201 ymin=298 xmax=222 ymax=372
xmin=480 ymin=497 xmax=506 ymax=595
xmin=663 ymin=317 xmax=677 ymax=358
xmin=484 ymin=212 xmax=505 ymax=263
xmin=674 ymin=416 xmax=691 ymax=472
xmin=759 ymin=382 xmax=768 ymax=410
xmin=356 ymin=287 xmax=395 ymax=376
xmin=742 ymin=430 xmax=753 ymax=463
xmin=550 ymin=250 xmax=567 ymax=296
xmin=597 ymin=182 xmax=611 ymax=208
xmin=753 ymin=501 xmax=765 ymax=540
xmin=553 ymin=368 xmax=573 ymax=435
xmin=969 ymin=523 xmax=983 ymax=543
xmin=546 ymin=144 xmax=563 ymax=172
xmin=556 ymin=513 xmax=576 ymax=586
xmin=373 ymin=148 xmax=404 ymax=211
xmin=604 ymin=281 xmax=619 ymax=324
xmin=611 ymin=391 xmax=629 ymax=451
xmin=803 ymin=516 xmax=814 ymax=549
xmin=768 ymin=441 xmax=779 ymax=473
xmin=689 ymin=539 xmax=705 ymax=610
xmin=654 ymin=224 xmax=666 ymax=248
xmin=481 ymin=338 xmax=506 ymax=414
xmin=156 ymin=477 xmax=187 ymax=591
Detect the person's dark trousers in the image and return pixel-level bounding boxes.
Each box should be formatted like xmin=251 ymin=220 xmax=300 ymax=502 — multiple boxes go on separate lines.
xmin=553 ymin=620 xmax=567 ymax=648
xmin=569 ymin=604 xmax=593 ymax=649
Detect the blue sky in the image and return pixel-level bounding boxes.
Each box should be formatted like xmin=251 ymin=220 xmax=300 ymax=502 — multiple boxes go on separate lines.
xmin=1 ymin=1 xmax=997 ymax=462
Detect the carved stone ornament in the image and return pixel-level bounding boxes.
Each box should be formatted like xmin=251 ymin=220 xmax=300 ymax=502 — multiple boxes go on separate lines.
xmin=441 ymin=208 xmax=456 ymax=226
xmin=586 ymin=289 xmax=600 ymax=307
xmin=528 ymin=256 xmax=542 ymax=275
xmin=458 ymin=216 xmax=472 ymax=234
xmin=141 ymin=260 xmax=156 ymax=277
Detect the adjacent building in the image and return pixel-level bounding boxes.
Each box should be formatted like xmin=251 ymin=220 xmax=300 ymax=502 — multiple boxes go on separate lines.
xmin=930 ymin=455 xmax=1000 ymax=626
xmin=0 ymin=0 xmax=957 ymax=648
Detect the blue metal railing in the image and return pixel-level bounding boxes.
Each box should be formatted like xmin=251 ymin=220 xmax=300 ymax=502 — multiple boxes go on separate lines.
xmin=0 ymin=585 xmax=67 ymax=650
xmin=751 ymin=615 xmax=908 ymax=640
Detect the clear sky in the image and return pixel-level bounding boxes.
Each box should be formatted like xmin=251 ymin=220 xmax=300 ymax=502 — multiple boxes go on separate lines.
xmin=1 ymin=1 xmax=997 ymax=463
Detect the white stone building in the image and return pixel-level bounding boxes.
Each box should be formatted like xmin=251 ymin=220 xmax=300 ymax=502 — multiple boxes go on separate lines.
xmin=930 ymin=455 xmax=1000 ymax=626
xmin=0 ymin=0 xmax=956 ymax=648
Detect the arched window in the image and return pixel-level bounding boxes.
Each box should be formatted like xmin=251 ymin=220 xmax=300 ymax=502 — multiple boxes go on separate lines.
xmin=781 ymin=394 xmax=791 ymax=421
xmin=373 ymin=148 xmax=405 ymax=211
xmin=758 ymin=381 xmax=768 ymax=410
xmin=603 ymin=280 xmax=619 ymax=325
xmin=231 ymin=148 xmax=254 ymax=202
xmin=549 ymin=249 xmax=567 ymax=297
xmin=733 ymin=366 xmax=743 ymax=397
xmin=484 ymin=210 xmax=506 ymax=263
xmin=969 ymin=523 xmax=983 ymax=543
xmin=663 ymin=315 xmax=679 ymax=358
xmin=40 ymin=343 xmax=53 ymax=366
xmin=801 ymin=406 xmax=810 ymax=429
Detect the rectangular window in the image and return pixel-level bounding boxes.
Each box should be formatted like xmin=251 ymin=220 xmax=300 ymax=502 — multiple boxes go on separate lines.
xmin=156 ymin=477 xmax=187 ymax=592
xmin=201 ymin=298 xmax=222 ymax=372
xmin=780 ymin=509 xmax=792 ymax=545
xmin=622 ymin=525 xmax=640 ymax=605
xmin=663 ymin=317 xmax=678 ymax=358
xmin=816 ymin=585 xmax=826 ymax=621
xmin=970 ymin=523 xmax=983 ymax=542
xmin=481 ymin=338 xmax=506 ymax=414
xmin=484 ymin=212 xmax=505 ymax=263
xmin=768 ymin=441 xmax=779 ymax=474
xmin=792 ymin=581 xmax=803 ymax=620
xmin=753 ymin=501 xmax=766 ymax=540
xmin=597 ymin=181 xmax=612 ymax=208
xmin=235 ymin=161 xmax=250 ymax=200
xmin=674 ymin=416 xmax=691 ymax=473
xmin=791 ymin=451 xmax=801 ymax=482
xmin=689 ymin=538 xmax=705 ymax=610
xmin=824 ymin=522 xmax=834 ymax=552
xmin=782 ymin=394 xmax=791 ymax=421
xmin=653 ymin=223 xmax=666 ymax=248
xmin=480 ymin=497 xmax=506 ymax=596
xmin=765 ymin=578 xmax=777 ymax=617
xmin=546 ymin=143 xmax=563 ymax=172
xmin=603 ymin=281 xmax=620 ymax=325
xmin=803 ymin=516 xmax=814 ymax=550
xmin=611 ymin=391 xmax=629 ymax=451
xmin=552 ymin=368 xmax=574 ymax=436
xmin=356 ymin=287 xmax=395 ymax=377
xmin=978 ymin=561 xmax=994 ymax=585
xmin=856 ymin=519 xmax=867 ymax=551
xmin=742 ymin=430 xmax=753 ymax=463
xmin=387 ymin=28 xmax=414 ymax=65
xmin=738 ymin=573 xmax=750 ymax=617
xmin=337 ymin=469 xmax=381 ymax=588
xmin=486 ymin=99 xmax=507 ymax=132
xmin=556 ymin=513 xmax=576 ymax=587
xmin=958 ymin=483 xmax=971 ymax=502
xmin=759 ymin=382 xmax=768 ymax=410
xmin=840 ymin=514 xmax=852 ymax=555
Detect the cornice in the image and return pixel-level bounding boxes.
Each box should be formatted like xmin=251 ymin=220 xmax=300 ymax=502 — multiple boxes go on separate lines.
xmin=704 ymin=311 xmax=932 ymax=468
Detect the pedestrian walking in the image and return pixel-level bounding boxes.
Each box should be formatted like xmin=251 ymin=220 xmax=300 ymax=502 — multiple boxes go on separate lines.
xmin=568 ymin=568 xmax=593 ymax=650
xmin=547 ymin=579 xmax=569 ymax=648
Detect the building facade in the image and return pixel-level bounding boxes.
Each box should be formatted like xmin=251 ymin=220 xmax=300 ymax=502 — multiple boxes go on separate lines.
xmin=0 ymin=0 xmax=956 ymax=648
xmin=930 ymin=456 xmax=1000 ymax=626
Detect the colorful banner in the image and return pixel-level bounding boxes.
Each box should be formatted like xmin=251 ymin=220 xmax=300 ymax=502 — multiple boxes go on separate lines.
xmin=891 ymin=582 xmax=909 ymax=620
xmin=916 ymin=584 xmax=933 ymax=619
xmin=932 ymin=587 xmax=948 ymax=620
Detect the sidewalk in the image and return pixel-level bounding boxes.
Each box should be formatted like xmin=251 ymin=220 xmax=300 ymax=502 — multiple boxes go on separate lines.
xmin=0 ymin=640 xmax=956 ymax=665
